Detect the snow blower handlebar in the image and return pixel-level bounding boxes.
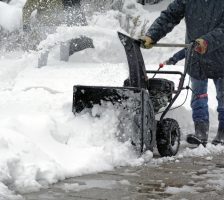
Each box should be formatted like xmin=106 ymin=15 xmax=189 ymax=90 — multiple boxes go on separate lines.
xmin=137 ymin=38 xmax=190 ymax=48
xmin=151 ymin=43 xmax=190 ymax=48
xmin=136 ymin=36 xmax=196 ymax=121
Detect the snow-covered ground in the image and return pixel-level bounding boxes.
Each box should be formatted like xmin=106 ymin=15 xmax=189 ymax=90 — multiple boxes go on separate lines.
xmin=0 ymin=0 xmax=224 ymax=199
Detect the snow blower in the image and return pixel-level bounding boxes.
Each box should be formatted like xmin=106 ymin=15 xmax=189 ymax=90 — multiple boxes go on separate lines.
xmin=72 ymin=32 xmax=194 ymax=157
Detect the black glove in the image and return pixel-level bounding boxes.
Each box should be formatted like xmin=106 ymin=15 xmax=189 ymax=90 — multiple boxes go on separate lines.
xmin=164 ymin=57 xmax=178 ymax=65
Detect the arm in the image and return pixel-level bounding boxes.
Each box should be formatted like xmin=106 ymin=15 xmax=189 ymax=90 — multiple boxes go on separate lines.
xmin=146 ymin=0 xmax=186 ymax=42
xmin=164 ymin=49 xmax=186 ymax=65
xmin=200 ymin=19 xmax=224 ymax=53
xmin=172 ymin=48 xmax=186 ymax=62
xmin=23 ymin=0 xmax=40 ymax=25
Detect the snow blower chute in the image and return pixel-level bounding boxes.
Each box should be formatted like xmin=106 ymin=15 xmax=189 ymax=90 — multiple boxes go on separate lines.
xmin=73 ymin=32 xmax=194 ymax=157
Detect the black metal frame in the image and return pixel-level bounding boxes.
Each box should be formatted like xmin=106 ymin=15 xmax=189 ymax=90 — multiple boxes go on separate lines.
xmin=147 ymin=44 xmax=195 ymax=121
xmin=146 ymin=71 xmax=183 ymax=76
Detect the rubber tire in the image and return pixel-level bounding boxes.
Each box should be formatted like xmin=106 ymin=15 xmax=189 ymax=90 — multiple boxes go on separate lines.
xmin=156 ymin=118 xmax=180 ymax=157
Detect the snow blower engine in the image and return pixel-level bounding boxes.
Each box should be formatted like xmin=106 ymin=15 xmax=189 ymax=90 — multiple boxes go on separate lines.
xmin=72 ymin=32 xmax=194 ymax=157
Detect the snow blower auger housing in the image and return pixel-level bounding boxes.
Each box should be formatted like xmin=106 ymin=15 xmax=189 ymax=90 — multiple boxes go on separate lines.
xmin=73 ymin=32 xmax=194 ymax=157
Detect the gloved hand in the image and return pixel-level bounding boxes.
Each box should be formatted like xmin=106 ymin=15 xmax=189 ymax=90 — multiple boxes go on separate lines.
xmin=23 ymin=24 xmax=31 ymax=33
xmin=163 ymin=57 xmax=177 ymax=65
xmin=195 ymin=38 xmax=208 ymax=54
xmin=140 ymin=36 xmax=154 ymax=49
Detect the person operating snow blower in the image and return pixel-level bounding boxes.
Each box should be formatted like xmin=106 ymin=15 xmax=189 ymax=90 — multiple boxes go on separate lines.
xmin=23 ymin=0 xmax=93 ymax=67
xmin=141 ymin=0 xmax=224 ymax=146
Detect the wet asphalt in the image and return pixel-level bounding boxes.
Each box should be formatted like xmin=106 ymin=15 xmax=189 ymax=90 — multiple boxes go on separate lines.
xmin=22 ymin=152 xmax=224 ymax=200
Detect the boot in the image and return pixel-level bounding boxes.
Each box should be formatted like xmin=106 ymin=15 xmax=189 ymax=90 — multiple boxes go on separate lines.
xmin=186 ymin=121 xmax=209 ymax=146
xmin=212 ymin=127 xmax=224 ymax=145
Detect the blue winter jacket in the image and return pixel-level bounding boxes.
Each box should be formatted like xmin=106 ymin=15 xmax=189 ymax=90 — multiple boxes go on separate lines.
xmin=168 ymin=49 xmax=186 ymax=65
xmin=146 ymin=0 xmax=224 ymax=79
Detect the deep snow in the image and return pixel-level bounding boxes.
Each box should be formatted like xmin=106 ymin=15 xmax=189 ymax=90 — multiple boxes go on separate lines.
xmin=0 ymin=0 xmax=223 ymax=199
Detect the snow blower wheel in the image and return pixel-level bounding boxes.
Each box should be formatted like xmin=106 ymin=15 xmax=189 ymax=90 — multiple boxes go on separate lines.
xmin=156 ymin=118 xmax=181 ymax=157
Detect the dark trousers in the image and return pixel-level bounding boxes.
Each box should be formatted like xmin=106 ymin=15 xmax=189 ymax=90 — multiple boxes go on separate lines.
xmin=191 ymin=77 xmax=224 ymax=128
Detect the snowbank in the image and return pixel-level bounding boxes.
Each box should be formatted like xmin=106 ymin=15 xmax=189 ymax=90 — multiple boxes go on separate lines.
xmin=0 ymin=2 xmax=22 ymax=31
xmin=0 ymin=52 xmax=150 ymax=198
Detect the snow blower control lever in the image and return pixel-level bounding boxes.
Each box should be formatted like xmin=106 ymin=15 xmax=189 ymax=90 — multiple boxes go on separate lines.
xmin=72 ymin=32 xmax=195 ymax=157
xmin=137 ymin=41 xmax=191 ymax=79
